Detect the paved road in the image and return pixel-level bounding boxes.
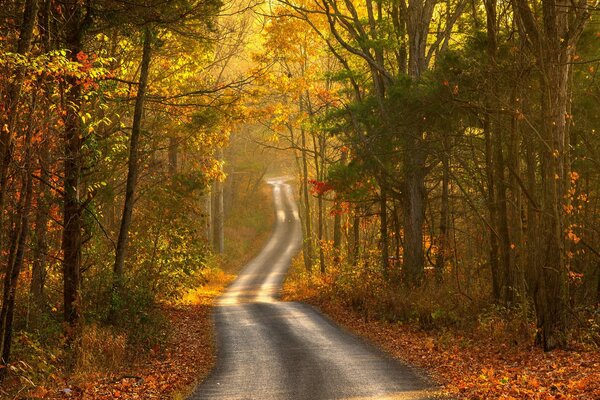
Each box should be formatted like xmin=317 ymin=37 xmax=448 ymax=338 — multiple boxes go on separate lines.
xmin=190 ymin=181 xmax=438 ymax=400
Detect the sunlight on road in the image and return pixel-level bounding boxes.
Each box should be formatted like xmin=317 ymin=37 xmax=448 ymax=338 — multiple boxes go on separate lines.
xmin=218 ymin=180 xmax=301 ymax=306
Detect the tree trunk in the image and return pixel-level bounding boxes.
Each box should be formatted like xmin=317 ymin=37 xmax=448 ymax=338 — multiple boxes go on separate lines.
xmin=31 ymin=145 xmax=51 ymax=305
xmin=168 ymin=137 xmax=178 ymax=177
xmin=435 ymin=133 xmax=450 ymax=281
xmin=112 ymin=28 xmax=153 ymax=292
xmin=61 ymin=1 xmax=87 ymax=342
xmin=0 ymin=0 xmax=39 ymax=252
xmin=534 ymin=59 xmax=570 ymax=350
xmin=401 ymin=0 xmax=434 ymax=286
xmin=492 ymin=120 xmax=514 ymax=304
xmin=484 ymin=116 xmax=501 ymax=301
xmin=352 ymin=206 xmax=360 ymax=267
xmin=0 ymin=127 xmax=34 ymax=380
xmin=512 ymin=0 xmax=590 ymax=350
xmin=380 ymin=183 xmax=389 ymax=278
xmin=212 ymin=147 xmax=225 ymax=254
xmin=402 ymin=140 xmax=426 ymax=286
xmin=300 ymin=126 xmax=314 ymax=271
xmin=332 ymin=151 xmax=346 ymax=258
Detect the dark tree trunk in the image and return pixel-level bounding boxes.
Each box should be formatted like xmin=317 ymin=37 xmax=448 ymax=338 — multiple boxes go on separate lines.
xmin=349 ymin=207 xmax=360 ymax=267
xmin=512 ymin=0 xmax=590 ymax=350
xmin=31 ymin=145 xmax=51 ymax=305
xmin=300 ymin=126 xmax=314 ymax=272
xmin=0 ymin=0 xmax=39 ymax=252
xmin=435 ymin=133 xmax=450 ymax=281
xmin=401 ymin=0 xmax=434 ymax=286
xmin=402 ymin=139 xmax=426 ymax=286
xmin=332 ymin=151 xmax=346 ymax=258
xmin=484 ymin=116 xmax=501 ymax=301
xmin=0 ymin=127 xmax=34 ymax=380
xmin=492 ymin=121 xmax=514 ymax=304
xmin=168 ymin=137 xmax=178 ymax=177
xmin=113 ymin=28 xmax=153 ymax=292
xmin=61 ymin=0 xmax=88 ymax=339
xmin=379 ymin=183 xmax=389 ymax=278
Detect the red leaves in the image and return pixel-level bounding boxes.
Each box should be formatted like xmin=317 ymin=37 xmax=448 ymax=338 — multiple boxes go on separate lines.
xmin=308 ymin=178 xmax=333 ymax=196
xmin=22 ymin=302 xmax=219 ymax=399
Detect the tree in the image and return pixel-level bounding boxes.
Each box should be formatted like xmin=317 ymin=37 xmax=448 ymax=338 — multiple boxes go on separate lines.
xmin=513 ymin=0 xmax=593 ymax=350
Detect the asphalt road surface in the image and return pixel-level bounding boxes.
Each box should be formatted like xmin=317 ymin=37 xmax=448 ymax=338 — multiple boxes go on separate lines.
xmin=190 ymin=180 xmax=439 ymax=400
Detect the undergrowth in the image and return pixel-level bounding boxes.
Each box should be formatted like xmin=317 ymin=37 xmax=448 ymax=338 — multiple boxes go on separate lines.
xmin=283 ymin=254 xmax=600 ymax=350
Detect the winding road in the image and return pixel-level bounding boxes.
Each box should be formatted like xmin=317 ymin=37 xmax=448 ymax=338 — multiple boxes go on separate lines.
xmin=190 ymin=180 xmax=438 ymax=400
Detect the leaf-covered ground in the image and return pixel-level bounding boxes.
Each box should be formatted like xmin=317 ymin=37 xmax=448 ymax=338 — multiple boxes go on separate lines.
xmin=306 ymin=299 xmax=600 ymax=400
xmin=22 ymin=281 xmax=229 ymax=400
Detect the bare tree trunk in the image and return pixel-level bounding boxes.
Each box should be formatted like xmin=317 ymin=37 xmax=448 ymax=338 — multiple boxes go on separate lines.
xmin=333 ymin=207 xmax=342 ymax=255
xmin=508 ymin=87 xmax=526 ymax=303
xmin=402 ymin=142 xmax=426 ymax=285
xmin=61 ymin=1 xmax=87 ymax=343
xmin=534 ymin=61 xmax=570 ymax=350
xmin=31 ymin=145 xmax=50 ymax=305
xmin=168 ymin=137 xmax=178 ymax=177
xmin=351 ymin=208 xmax=360 ymax=267
xmin=484 ymin=116 xmax=501 ymax=301
xmin=512 ymin=0 xmax=590 ymax=350
xmin=212 ymin=148 xmax=225 ymax=254
xmin=205 ymin=187 xmax=213 ymax=244
xmin=401 ymin=0 xmax=434 ymax=286
xmin=113 ymin=27 xmax=153 ymax=295
xmin=436 ymin=133 xmax=450 ymax=281
xmin=493 ymin=121 xmax=514 ymax=304
xmin=0 ymin=126 xmax=34 ymax=380
xmin=485 ymin=2 xmax=516 ymax=303
xmin=379 ymin=183 xmax=389 ymax=278
xmin=0 ymin=0 xmax=39 ymax=252
xmin=332 ymin=151 xmax=346 ymax=258
xmin=300 ymin=126 xmax=314 ymax=271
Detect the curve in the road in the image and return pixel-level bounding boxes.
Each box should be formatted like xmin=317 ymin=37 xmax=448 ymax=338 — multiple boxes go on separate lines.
xmin=190 ymin=181 xmax=440 ymax=400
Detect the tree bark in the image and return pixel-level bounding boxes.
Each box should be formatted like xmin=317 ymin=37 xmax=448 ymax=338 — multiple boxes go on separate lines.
xmin=31 ymin=145 xmax=51 ymax=305
xmin=380 ymin=183 xmax=389 ymax=278
xmin=61 ymin=0 xmax=88 ymax=341
xmin=0 ymin=0 xmax=39 ymax=252
xmin=300 ymin=126 xmax=314 ymax=271
xmin=402 ymin=139 xmax=426 ymax=286
xmin=512 ymin=0 xmax=591 ymax=350
xmin=0 ymin=126 xmax=34 ymax=380
xmin=435 ymin=132 xmax=450 ymax=281
xmin=168 ymin=137 xmax=178 ymax=177
xmin=112 ymin=27 xmax=153 ymax=292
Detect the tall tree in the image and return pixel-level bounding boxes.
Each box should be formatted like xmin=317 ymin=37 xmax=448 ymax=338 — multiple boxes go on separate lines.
xmin=513 ymin=0 xmax=593 ymax=350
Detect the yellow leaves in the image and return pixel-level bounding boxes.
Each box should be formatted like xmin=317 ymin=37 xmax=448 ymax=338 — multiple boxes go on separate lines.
xmin=95 ymin=33 xmax=109 ymax=42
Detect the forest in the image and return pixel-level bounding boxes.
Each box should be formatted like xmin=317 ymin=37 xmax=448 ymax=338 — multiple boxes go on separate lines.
xmin=1 ymin=0 xmax=600 ymax=399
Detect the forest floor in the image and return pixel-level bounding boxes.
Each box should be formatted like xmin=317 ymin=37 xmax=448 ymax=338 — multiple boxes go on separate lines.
xmin=281 ymin=289 xmax=600 ymax=400
xmin=22 ymin=274 xmax=230 ymax=400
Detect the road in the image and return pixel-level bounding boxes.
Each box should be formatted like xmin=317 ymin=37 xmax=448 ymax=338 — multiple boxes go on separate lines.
xmin=190 ymin=180 xmax=439 ymax=400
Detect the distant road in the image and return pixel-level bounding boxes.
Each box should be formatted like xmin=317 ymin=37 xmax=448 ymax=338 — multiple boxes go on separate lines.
xmin=190 ymin=181 xmax=438 ymax=400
